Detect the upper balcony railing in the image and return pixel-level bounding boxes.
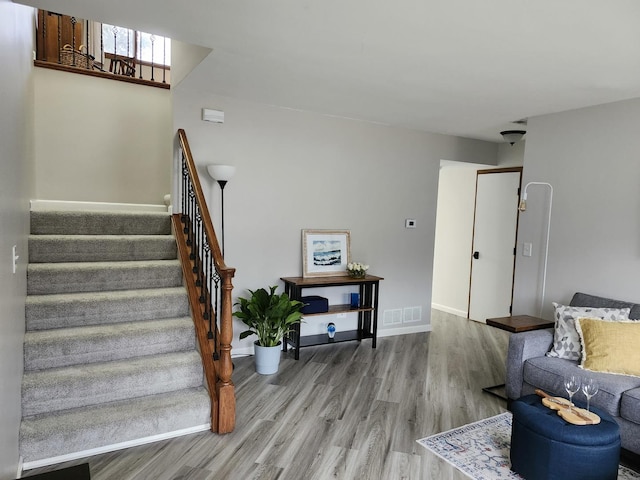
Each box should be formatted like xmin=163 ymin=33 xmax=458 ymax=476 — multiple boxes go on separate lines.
xmin=35 ymin=10 xmax=170 ymax=89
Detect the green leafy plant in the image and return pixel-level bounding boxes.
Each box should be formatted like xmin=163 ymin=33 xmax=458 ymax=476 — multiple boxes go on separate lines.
xmin=233 ymin=286 xmax=305 ymax=347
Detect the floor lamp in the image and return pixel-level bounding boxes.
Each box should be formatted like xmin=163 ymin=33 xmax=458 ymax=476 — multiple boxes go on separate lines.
xmin=206 ymin=164 xmax=236 ymax=257
xmin=518 ymin=182 xmax=553 ymax=318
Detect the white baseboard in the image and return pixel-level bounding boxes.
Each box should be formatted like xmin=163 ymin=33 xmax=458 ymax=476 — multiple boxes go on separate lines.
xmin=231 ymin=347 xmax=254 ymax=357
xmin=431 ymin=303 xmax=468 ymax=318
xmin=30 ymin=199 xmax=169 ymax=213
xmin=16 ymin=456 xmax=23 ymax=479
xmin=377 ymin=323 xmax=432 ymax=337
xmin=21 ymin=424 xmax=210 ymax=472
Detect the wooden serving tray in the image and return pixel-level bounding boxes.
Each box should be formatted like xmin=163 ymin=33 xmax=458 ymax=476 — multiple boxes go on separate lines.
xmin=535 ymin=389 xmax=601 ymax=425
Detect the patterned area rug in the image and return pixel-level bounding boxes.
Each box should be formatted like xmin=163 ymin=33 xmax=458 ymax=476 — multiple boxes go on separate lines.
xmin=417 ymin=412 xmax=640 ymax=480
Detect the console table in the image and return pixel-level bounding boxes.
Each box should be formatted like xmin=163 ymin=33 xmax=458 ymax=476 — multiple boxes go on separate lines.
xmin=280 ymin=274 xmax=383 ymax=360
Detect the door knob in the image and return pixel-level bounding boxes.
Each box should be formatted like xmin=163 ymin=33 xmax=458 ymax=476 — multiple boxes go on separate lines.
xmin=473 ymin=251 xmax=480 ymax=259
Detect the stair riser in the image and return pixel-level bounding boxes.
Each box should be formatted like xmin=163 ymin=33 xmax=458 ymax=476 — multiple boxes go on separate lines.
xmin=22 ymin=352 xmax=204 ymax=416
xmin=27 ymin=261 xmax=184 ymax=295
xmin=30 ymin=211 xmax=172 ymax=235
xmin=29 ymin=236 xmax=177 ymax=263
xmin=24 ymin=319 xmax=196 ymax=371
xmin=20 ymin=388 xmax=210 ymax=464
xmin=26 ymin=289 xmax=189 ymax=331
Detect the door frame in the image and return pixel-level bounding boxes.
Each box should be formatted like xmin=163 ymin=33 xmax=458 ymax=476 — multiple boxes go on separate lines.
xmin=467 ymin=167 xmax=523 ymax=319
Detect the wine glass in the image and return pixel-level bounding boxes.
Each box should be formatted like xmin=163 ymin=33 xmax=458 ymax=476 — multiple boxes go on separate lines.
xmin=564 ymin=375 xmax=581 ymax=411
xmin=582 ymin=378 xmax=599 ymax=412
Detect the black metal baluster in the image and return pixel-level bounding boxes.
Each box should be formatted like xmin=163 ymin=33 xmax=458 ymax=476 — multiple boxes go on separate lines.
xmin=112 ymin=26 xmax=118 ymax=73
xmin=187 ymin=186 xmax=196 ymax=248
xmin=70 ymin=17 xmax=77 ymax=66
xmin=56 ymin=14 xmax=61 ymax=63
xmin=181 ymin=154 xmax=188 ymax=230
xmin=138 ymin=31 xmax=143 ymax=79
xmin=150 ymin=34 xmax=155 ymax=81
xmin=100 ymin=23 xmax=104 ymax=70
xmin=85 ymin=19 xmax=90 ymax=70
xmin=162 ymin=37 xmax=167 ymax=84
xmin=41 ymin=11 xmax=46 ymax=61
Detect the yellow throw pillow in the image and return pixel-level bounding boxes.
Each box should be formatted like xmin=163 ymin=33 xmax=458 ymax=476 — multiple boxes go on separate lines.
xmin=576 ymin=317 xmax=640 ymax=377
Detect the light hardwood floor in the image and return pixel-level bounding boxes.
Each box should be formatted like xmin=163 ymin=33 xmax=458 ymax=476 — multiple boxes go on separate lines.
xmin=24 ymin=310 xmax=510 ymax=480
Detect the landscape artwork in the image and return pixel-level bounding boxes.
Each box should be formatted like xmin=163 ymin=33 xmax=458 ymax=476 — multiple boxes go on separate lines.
xmin=302 ymin=229 xmax=351 ymax=277
xmin=312 ymin=240 xmax=342 ymax=266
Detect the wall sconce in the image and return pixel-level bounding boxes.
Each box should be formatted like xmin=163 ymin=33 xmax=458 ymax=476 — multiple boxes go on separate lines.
xmin=206 ymin=164 xmax=236 ymax=257
xmin=519 ymin=181 xmax=553 ymax=317
xmin=500 ymin=130 xmax=526 ymax=145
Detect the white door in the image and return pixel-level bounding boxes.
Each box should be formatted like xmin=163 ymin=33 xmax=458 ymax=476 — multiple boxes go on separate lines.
xmin=468 ymin=170 xmax=521 ymax=323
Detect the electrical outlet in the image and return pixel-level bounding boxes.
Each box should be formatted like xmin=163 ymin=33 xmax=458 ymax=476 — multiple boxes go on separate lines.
xmin=12 ymin=245 xmax=19 ymax=274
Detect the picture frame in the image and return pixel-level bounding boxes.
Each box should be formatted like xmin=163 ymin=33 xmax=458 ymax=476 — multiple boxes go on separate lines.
xmin=302 ymin=229 xmax=351 ymax=278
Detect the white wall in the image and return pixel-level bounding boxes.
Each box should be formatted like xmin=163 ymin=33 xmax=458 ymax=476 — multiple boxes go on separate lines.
xmin=0 ymin=1 xmax=34 ymax=477
xmin=431 ymin=165 xmax=480 ymax=316
xmin=513 ymin=98 xmax=640 ymax=318
xmin=173 ymin=89 xmax=498 ymax=352
xmin=33 ymin=68 xmax=172 ymax=204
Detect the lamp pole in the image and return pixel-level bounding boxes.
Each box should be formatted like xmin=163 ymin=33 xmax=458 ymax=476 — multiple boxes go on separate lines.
xmin=217 ymin=179 xmax=228 ymax=257
xmin=206 ymin=165 xmax=236 ymax=259
xmin=519 ymin=182 xmax=553 ymax=317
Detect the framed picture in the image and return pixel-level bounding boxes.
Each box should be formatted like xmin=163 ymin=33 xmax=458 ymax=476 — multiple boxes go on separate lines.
xmin=302 ymin=229 xmax=351 ymax=278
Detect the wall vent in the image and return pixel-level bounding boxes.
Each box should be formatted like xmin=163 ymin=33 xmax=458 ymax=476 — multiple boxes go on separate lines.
xmin=403 ymin=306 xmax=422 ymax=323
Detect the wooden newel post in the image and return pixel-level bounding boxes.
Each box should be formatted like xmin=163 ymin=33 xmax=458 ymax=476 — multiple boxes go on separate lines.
xmin=216 ymin=270 xmax=236 ymax=433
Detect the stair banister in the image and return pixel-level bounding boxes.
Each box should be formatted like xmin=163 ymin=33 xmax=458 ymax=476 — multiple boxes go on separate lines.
xmin=175 ymin=128 xmax=236 ymax=433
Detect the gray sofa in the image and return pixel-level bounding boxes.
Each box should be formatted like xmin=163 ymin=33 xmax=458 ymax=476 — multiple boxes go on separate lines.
xmin=506 ymin=292 xmax=640 ymax=456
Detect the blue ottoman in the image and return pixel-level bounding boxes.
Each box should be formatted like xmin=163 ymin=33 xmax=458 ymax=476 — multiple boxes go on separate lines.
xmin=510 ymin=394 xmax=620 ymax=480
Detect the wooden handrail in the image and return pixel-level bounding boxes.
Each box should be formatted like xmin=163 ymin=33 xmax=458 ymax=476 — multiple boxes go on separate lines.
xmin=176 ymin=128 xmax=236 ymax=433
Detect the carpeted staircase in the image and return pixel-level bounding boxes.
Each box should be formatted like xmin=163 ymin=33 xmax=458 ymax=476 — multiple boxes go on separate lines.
xmin=20 ymin=210 xmax=210 ymax=468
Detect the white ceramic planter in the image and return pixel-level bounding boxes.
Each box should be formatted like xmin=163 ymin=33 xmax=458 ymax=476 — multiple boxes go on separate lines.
xmin=254 ymin=342 xmax=282 ymax=375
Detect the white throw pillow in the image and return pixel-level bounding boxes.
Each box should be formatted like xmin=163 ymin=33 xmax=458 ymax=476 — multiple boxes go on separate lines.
xmin=546 ymin=303 xmax=630 ymax=361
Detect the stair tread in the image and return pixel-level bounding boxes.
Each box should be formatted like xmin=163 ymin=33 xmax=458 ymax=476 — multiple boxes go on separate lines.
xmin=22 ymin=351 xmax=204 ymax=416
xmin=20 ymin=387 xmax=210 ymax=463
xmin=24 ymin=317 xmax=196 ymax=370
xmin=26 ymin=286 xmax=187 ymax=304
xmin=24 ymin=316 xmax=195 ymax=344
xmin=30 ymin=234 xmax=176 ymax=239
xmin=28 ymin=235 xmax=177 ymax=263
xmin=28 ymin=259 xmax=181 ymax=269
xmin=27 ymin=260 xmax=183 ymax=295
xmin=30 ymin=210 xmax=172 ymax=235
xmin=26 ymin=286 xmax=190 ymax=332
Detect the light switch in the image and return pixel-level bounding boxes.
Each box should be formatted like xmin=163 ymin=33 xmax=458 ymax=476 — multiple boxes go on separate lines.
xmin=523 ymin=242 xmax=532 ymax=257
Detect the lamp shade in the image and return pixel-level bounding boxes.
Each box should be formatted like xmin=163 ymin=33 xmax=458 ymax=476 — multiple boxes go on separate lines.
xmin=500 ymin=130 xmax=526 ymax=145
xmin=207 ymin=164 xmax=236 ymax=182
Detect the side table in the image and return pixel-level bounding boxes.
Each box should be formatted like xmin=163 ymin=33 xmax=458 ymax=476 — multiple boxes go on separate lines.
xmin=483 ymin=315 xmax=554 ymax=400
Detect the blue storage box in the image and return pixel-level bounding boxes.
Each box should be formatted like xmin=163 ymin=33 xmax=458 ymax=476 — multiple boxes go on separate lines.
xmin=300 ymin=295 xmax=329 ymax=314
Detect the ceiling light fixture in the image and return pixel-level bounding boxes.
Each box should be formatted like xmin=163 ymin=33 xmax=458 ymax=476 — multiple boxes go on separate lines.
xmin=500 ymin=130 xmax=526 ymax=145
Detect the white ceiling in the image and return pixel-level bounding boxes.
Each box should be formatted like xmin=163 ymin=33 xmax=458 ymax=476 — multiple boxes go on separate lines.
xmin=18 ymin=0 xmax=640 ymax=141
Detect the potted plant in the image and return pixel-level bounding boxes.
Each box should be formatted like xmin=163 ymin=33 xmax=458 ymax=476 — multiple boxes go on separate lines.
xmin=233 ymin=285 xmax=304 ymax=374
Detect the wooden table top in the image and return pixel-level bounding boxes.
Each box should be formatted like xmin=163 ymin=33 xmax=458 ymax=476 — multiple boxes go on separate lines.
xmin=486 ymin=315 xmax=554 ymax=333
